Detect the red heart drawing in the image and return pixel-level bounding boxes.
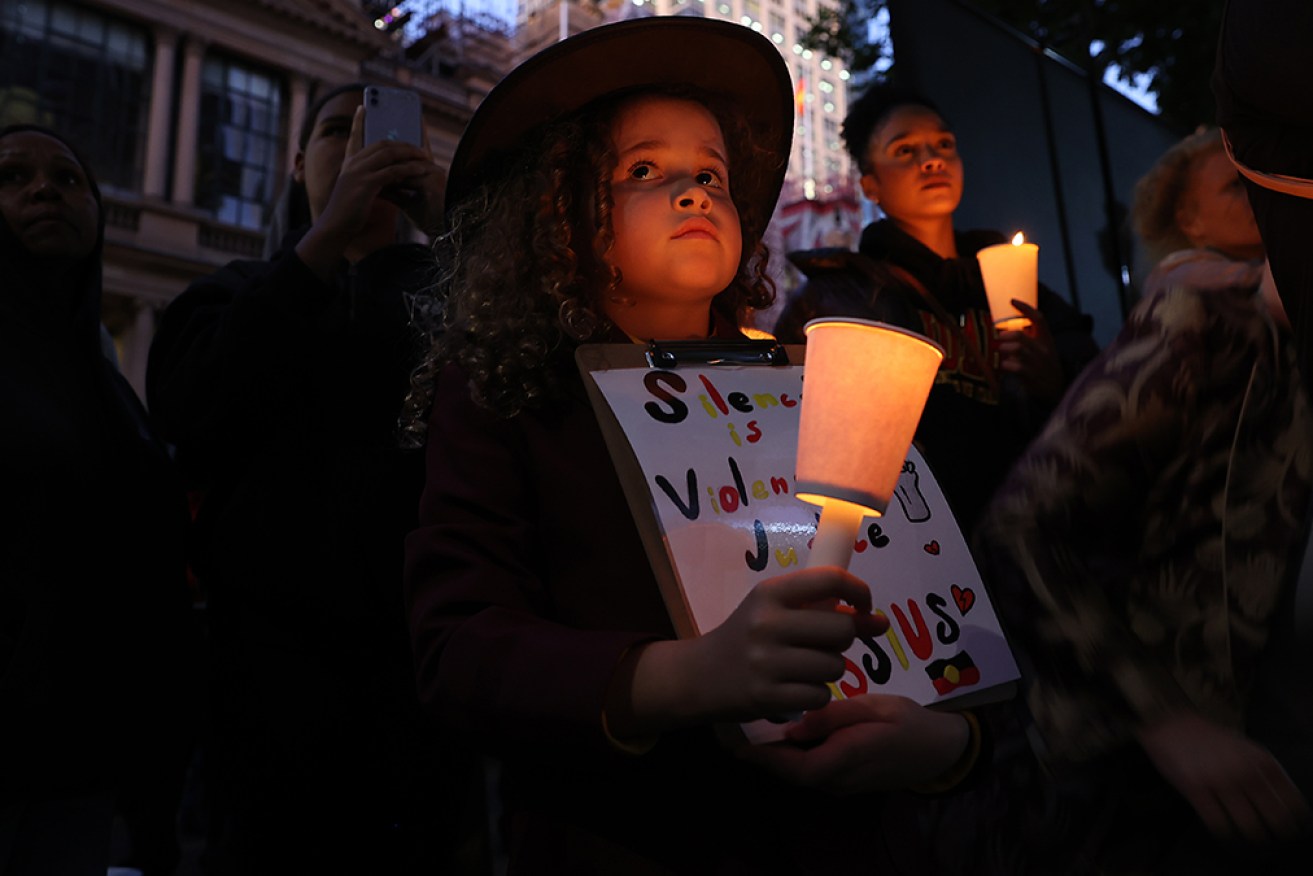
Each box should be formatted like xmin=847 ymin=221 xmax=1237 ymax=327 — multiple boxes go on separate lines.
xmin=853 ymin=539 xmax=869 ymax=553
xmin=951 ymin=584 xmax=975 ymax=615
xmin=923 ymin=540 xmax=941 ymax=555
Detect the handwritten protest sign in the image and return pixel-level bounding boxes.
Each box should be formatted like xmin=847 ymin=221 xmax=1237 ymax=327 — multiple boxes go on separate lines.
xmin=580 ymin=350 xmax=1019 ymax=744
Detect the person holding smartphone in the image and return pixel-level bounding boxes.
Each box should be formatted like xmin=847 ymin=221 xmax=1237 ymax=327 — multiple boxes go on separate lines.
xmin=146 ymin=85 xmax=482 ymax=875
xmin=293 ymin=84 xmax=443 ymax=278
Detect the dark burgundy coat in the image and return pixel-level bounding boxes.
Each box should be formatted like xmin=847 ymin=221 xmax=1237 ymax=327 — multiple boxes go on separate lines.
xmin=405 ymin=347 xmax=889 ymax=874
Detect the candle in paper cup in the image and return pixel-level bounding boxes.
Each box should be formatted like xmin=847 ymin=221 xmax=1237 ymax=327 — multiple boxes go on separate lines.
xmin=796 ymin=318 xmax=943 ymax=570
xmin=977 ymin=232 xmax=1038 ymax=330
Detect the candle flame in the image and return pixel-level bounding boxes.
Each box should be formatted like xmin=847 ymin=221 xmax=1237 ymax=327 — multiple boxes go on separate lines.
xmin=1011 ymin=232 xmax=1025 ymax=246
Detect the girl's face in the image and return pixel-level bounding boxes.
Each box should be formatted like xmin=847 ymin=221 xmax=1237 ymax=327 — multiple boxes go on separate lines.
xmin=295 ymin=90 xmax=369 ymax=220
xmin=295 ymin=89 xmax=399 ymax=239
xmin=1177 ymin=148 xmax=1263 ymax=260
xmin=604 ymin=95 xmax=742 ymax=319
xmin=859 ymin=105 xmax=962 ymax=223
xmin=0 ymin=130 xmax=99 ymax=260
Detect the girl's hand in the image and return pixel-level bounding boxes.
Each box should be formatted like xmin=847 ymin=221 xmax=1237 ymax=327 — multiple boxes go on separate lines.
xmin=1138 ymin=712 xmax=1311 ymax=843
xmin=738 ymin=695 xmax=971 ymax=794
xmin=996 ymin=299 xmax=1063 ymax=404
xmin=689 ymin=566 xmax=881 ymax=721
xmin=608 ymin=568 xmax=884 ymax=739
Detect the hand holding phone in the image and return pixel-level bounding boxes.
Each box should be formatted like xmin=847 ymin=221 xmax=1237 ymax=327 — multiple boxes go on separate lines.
xmin=296 ymin=85 xmax=443 ymax=273
xmin=363 ymin=86 xmax=422 ymax=148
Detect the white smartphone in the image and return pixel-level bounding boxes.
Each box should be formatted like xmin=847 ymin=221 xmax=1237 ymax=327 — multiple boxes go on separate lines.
xmin=363 ymin=86 xmax=422 ymax=147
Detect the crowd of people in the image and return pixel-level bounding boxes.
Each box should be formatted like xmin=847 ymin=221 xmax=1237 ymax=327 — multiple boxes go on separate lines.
xmin=3 ymin=3 xmax=1311 ymax=874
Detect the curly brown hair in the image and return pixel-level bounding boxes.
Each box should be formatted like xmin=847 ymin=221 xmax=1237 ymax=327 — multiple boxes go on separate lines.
xmin=1131 ymin=128 xmax=1224 ymax=266
xmin=399 ymin=87 xmax=780 ymax=441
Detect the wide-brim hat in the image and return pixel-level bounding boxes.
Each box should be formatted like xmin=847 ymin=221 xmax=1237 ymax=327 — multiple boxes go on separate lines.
xmin=446 ymin=15 xmax=794 ymax=235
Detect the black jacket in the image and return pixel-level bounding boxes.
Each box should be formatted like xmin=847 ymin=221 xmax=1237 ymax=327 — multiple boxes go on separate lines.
xmin=146 ymin=231 xmax=466 ymax=868
xmin=1 ymin=162 xmax=189 ymax=802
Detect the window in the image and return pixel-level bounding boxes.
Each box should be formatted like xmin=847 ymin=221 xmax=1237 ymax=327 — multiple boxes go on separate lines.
xmin=823 ymin=117 xmax=839 ymax=151
xmin=0 ymin=0 xmax=150 ymax=189
xmin=196 ymin=54 xmax=284 ymax=230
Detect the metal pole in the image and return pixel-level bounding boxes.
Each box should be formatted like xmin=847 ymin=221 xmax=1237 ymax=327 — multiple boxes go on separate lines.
xmin=1082 ymin=0 xmax=1131 ymax=320
xmin=1033 ymin=44 xmax=1081 ymax=310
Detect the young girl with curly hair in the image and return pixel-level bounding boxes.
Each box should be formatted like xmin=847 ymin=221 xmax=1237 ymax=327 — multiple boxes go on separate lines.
xmin=403 ymin=18 xmax=978 ymax=872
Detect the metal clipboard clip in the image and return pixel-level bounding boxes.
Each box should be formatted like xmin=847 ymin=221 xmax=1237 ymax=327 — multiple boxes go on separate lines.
xmin=645 ymin=339 xmax=790 ymax=368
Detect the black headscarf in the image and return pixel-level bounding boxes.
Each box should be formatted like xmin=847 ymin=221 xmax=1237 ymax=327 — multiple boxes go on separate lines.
xmin=0 ymin=125 xmax=189 ymax=798
xmin=0 ymin=125 xmax=105 ymax=338
xmin=1213 ymin=0 xmax=1313 ymax=378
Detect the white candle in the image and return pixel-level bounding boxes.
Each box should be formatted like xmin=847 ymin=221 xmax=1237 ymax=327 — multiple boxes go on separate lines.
xmin=976 ymin=232 xmax=1038 ymax=330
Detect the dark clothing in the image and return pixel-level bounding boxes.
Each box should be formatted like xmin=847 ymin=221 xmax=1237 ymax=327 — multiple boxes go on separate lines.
xmin=896 ymin=255 xmax=1313 ymax=876
xmin=405 ymin=336 xmax=890 ymax=874
xmin=982 ymin=253 xmax=1307 ymax=763
xmin=148 ymin=234 xmax=479 ymax=874
xmin=964 ymin=253 xmax=1312 ymax=875
xmin=1215 ymin=0 xmax=1313 ymax=375
xmin=775 ymin=220 xmax=1099 ymax=533
xmin=1 ymin=226 xmax=187 ymax=802
xmin=1215 ymin=0 xmax=1313 ymax=815
xmin=1 ymin=136 xmax=191 ymax=873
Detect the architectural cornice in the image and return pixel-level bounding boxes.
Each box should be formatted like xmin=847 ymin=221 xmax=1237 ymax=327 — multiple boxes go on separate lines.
xmin=248 ymin=0 xmax=389 ymax=52
xmin=88 ymin=0 xmax=387 ymax=81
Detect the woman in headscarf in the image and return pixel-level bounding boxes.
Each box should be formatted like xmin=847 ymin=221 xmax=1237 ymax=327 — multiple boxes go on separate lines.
xmin=0 ymin=125 xmax=191 ymax=875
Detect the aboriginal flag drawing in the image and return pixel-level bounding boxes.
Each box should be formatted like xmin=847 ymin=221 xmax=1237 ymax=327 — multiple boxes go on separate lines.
xmin=926 ymin=651 xmax=981 ymax=695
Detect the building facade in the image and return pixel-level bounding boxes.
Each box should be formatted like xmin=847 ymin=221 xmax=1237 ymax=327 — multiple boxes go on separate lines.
xmin=1 ymin=0 xmax=511 ymax=396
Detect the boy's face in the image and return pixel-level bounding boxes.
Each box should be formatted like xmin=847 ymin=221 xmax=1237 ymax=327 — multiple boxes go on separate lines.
xmin=295 ymin=90 xmax=361 ymax=220
xmin=605 ymin=95 xmax=742 ymax=322
xmin=859 ymin=105 xmax=962 ymax=223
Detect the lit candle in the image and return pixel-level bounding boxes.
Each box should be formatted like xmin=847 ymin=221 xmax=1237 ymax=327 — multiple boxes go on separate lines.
xmin=797 ymin=318 xmax=944 ymax=569
xmin=976 ymin=232 xmax=1039 ymax=331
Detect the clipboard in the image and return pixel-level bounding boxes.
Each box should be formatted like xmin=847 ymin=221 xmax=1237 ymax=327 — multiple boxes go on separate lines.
xmin=578 ymin=339 xmax=799 ymax=639
xmin=577 ymin=338 xmax=1019 ymax=745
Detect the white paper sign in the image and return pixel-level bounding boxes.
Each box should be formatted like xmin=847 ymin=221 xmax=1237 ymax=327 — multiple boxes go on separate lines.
xmin=589 ymin=364 xmax=1019 ymax=743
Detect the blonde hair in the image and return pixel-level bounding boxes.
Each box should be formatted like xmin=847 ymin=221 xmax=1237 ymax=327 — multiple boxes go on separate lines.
xmin=1131 ymin=128 xmax=1224 ymax=266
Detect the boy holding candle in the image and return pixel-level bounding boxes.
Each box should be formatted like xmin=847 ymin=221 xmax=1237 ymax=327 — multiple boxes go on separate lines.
xmin=774 ymin=85 xmax=1099 ymax=536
